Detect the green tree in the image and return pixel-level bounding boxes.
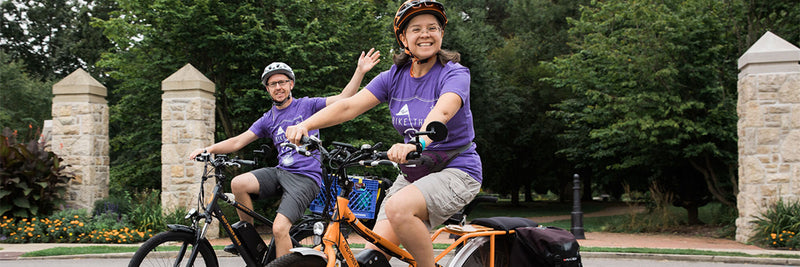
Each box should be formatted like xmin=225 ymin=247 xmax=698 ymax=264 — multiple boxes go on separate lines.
xmin=547 ymin=0 xmax=742 ymax=223
xmin=94 ymin=0 xmax=393 ymax=192
xmin=468 ymin=0 xmax=586 ymax=204
xmin=0 ymin=51 xmax=53 ymax=131
xmin=0 ymin=0 xmax=112 ymax=81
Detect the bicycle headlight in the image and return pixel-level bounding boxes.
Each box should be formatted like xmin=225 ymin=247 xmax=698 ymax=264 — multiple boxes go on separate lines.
xmin=313 ymin=221 xmax=326 ymax=235
xmin=313 ymin=221 xmax=326 ymax=246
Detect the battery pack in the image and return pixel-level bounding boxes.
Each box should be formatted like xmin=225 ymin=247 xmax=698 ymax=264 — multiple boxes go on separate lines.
xmin=231 ymin=221 xmax=268 ymax=263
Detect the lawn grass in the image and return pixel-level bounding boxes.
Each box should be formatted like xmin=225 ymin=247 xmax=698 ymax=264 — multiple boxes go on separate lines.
xmin=21 ymin=245 xmax=226 ymax=257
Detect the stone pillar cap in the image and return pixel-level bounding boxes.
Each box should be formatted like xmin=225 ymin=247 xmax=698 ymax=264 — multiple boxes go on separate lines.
xmin=53 ymin=69 xmax=108 ymax=103
xmin=738 ymin=31 xmax=800 ymax=72
xmin=162 ymin=63 xmax=215 ymax=93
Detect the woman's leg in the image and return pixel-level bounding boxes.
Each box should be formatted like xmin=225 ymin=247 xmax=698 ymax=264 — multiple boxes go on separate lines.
xmin=384 ymin=184 xmax=435 ymax=267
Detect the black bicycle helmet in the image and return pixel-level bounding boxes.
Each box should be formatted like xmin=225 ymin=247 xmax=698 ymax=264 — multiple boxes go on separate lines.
xmin=393 ymin=0 xmax=448 ymax=56
xmin=261 ymin=62 xmax=295 ymax=86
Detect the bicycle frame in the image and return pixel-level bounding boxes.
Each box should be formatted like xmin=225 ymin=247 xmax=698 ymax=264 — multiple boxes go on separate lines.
xmin=182 ymin=154 xmax=316 ymax=267
xmin=307 ymin=176 xmax=513 ymax=267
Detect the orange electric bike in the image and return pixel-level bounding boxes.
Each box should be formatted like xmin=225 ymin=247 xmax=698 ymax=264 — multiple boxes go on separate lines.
xmin=267 ymin=122 xmax=540 ymax=267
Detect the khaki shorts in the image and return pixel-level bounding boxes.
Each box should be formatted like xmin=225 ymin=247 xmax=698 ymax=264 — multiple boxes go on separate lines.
xmin=376 ymin=168 xmax=481 ymax=229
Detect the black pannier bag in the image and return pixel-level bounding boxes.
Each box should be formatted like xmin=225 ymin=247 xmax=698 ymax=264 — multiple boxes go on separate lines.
xmin=511 ymin=226 xmax=582 ymax=267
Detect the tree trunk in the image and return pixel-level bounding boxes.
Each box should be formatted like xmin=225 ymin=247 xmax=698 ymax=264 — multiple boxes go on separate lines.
xmin=524 ymin=183 xmax=533 ymax=202
xmin=510 ymin=188 xmax=520 ymax=206
xmin=581 ymin=170 xmax=593 ymax=201
xmin=684 ymin=205 xmax=703 ymax=225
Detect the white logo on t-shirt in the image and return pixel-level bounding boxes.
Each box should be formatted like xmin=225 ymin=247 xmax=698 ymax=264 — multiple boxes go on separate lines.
xmin=276 ymin=126 xmax=285 ymax=136
xmin=396 ymin=104 xmax=410 ymax=116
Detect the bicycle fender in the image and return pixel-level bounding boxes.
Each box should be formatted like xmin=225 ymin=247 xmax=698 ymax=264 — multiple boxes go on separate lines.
xmin=289 ymin=247 xmax=327 ymax=259
xmin=167 ymin=224 xmax=196 ymax=234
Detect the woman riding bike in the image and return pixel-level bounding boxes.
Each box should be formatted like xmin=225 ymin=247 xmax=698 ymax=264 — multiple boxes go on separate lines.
xmin=285 ymin=1 xmax=481 ymax=266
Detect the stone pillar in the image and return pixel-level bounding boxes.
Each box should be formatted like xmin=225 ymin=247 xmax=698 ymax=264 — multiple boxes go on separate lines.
xmin=51 ymin=69 xmax=110 ymax=210
xmin=736 ymin=32 xmax=800 ymax=243
xmin=161 ymin=64 xmax=215 ymax=232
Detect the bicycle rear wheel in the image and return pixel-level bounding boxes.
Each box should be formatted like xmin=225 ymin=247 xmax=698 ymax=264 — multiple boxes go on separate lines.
xmin=129 ymin=231 xmax=218 ymax=267
xmin=447 ymin=236 xmax=511 ymax=267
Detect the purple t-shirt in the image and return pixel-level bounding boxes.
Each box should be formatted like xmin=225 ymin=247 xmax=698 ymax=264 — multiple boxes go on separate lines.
xmin=248 ymin=97 xmax=327 ymax=186
xmin=366 ymin=61 xmax=483 ymax=183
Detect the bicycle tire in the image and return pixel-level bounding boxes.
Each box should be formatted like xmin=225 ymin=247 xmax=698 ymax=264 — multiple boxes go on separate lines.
xmin=129 ymin=230 xmax=218 ymax=267
xmin=266 ymin=252 xmax=326 ymax=267
xmin=447 ymin=235 xmax=510 ymax=267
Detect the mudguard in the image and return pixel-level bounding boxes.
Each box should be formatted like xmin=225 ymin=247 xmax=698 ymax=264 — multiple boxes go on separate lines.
xmin=164 ymin=224 xmax=218 ymax=262
xmin=288 ymin=247 xmax=327 ymax=259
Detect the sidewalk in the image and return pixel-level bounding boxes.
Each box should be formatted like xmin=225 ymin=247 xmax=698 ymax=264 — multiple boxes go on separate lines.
xmin=2 ymin=206 xmax=799 ymax=265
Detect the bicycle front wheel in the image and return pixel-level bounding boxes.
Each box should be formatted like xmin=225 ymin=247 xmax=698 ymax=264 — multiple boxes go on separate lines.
xmin=266 ymin=252 xmax=326 ymax=267
xmin=447 ymin=236 xmax=510 ymax=267
xmin=129 ymin=231 xmax=218 ymax=267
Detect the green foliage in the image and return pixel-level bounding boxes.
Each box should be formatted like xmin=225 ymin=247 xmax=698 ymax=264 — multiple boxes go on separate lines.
xmin=128 ymin=190 xmax=190 ymax=232
xmin=0 ymin=209 xmax=154 ymax=243
xmin=92 ymin=191 xmax=133 ymax=216
xmin=0 ymin=127 xmax=73 ymax=218
xmin=477 ymin=0 xmax=586 ymax=202
xmin=94 ymin=0 xmax=394 ymax=193
xmin=0 ymin=51 xmax=53 ymax=131
xmin=94 ymin=189 xmax=188 ymax=232
xmin=752 ymin=199 xmax=800 ymax=249
xmin=0 ymin=0 xmax=113 ymax=80
xmin=546 ymin=0 xmax=741 ymax=209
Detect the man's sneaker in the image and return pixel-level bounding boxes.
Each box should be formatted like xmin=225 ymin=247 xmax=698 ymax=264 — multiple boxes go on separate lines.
xmin=223 ymin=244 xmax=239 ymax=255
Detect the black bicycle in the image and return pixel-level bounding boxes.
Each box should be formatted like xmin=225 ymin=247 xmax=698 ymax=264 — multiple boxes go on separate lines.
xmin=128 ymin=149 xmax=321 ymax=267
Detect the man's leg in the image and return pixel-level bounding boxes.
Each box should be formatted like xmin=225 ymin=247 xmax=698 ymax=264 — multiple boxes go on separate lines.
xmin=230 ymin=173 xmax=261 ymax=224
xmin=272 ymin=213 xmax=293 ymax=258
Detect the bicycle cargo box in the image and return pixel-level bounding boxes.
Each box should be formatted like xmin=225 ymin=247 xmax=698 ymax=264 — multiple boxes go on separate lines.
xmin=512 ymin=226 xmax=582 ymax=267
xmin=231 ymin=221 xmax=268 ymax=263
xmin=309 ymin=175 xmax=381 ymax=219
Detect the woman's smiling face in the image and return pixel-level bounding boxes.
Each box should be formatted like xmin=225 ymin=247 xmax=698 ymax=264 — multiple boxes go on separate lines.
xmin=400 ymin=14 xmax=443 ymax=60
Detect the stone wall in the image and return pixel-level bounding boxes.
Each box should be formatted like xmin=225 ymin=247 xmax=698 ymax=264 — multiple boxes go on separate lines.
xmin=160 ymin=64 xmax=216 ymax=235
xmin=50 ymin=69 xmax=110 ymax=210
xmin=736 ymin=32 xmax=800 ymax=243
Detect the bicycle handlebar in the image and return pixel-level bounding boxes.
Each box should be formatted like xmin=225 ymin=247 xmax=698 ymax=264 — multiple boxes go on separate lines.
xmin=195 ymin=153 xmax=257 ymax=168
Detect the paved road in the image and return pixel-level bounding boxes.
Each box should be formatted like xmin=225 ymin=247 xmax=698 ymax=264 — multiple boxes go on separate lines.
xmin=0 ymin=257 xmax=783 ymax=267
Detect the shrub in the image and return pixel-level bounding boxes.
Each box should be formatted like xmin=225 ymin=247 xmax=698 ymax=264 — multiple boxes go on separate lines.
xmin=0 ymin=209 xmax=154 ymax=243
xmin=92 ymin=191 xmax=133 ymax=217
xmin=752 ymin=199 xmax=800 ymax=249
xmin=93 ymin=189 xmax=186 ymax=232
xmin=0 ymin=127 xmax=73 ymax=218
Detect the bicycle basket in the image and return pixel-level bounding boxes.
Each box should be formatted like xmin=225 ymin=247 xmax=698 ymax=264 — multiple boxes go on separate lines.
xmin=309 ymin=175 xmax=381 ymax=219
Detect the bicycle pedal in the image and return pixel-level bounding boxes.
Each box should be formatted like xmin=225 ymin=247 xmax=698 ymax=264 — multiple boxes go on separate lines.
xmin=223 ymin=244 xmax=239 ymax=255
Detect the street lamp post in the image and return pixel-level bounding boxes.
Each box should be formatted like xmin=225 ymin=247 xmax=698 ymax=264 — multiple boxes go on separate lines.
xmin=571 ymin=173 xmax=585 ymax=239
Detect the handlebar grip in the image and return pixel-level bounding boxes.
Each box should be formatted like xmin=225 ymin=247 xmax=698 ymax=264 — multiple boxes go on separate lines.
xmin=359 ymin=160 xmax=397 ymax=167
xmin=375 ymin=151 xmax=419 ymax=160
xmin=235 ymin=159 xmax=256 ymax=165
